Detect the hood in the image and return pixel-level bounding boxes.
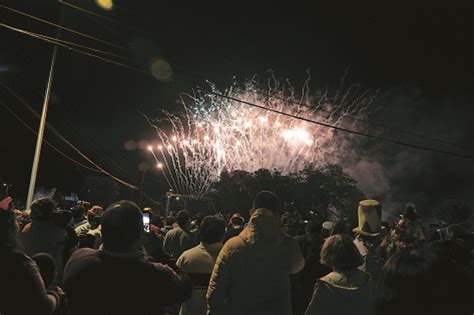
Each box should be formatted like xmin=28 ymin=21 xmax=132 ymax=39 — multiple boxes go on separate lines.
xmin=239 ymin=208 xmax=281 ymax=245
xmin=319 ymin=269 xmax=371 ymax=291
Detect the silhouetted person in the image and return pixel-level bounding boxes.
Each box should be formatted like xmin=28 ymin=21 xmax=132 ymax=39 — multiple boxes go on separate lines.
xmin=0 ymin=202 xmax=61 ymax=315
xmin=295 ymin=220 xmax=331 ymax=313
xmin=20 ymin=198 xmax=67 ymax=275
xmin=63 ymin=200 xmax=192 ymax=315
xmin=163 ymin=210 xmax=198 ymax=260
xmin=375 ymin=247 xmax=472 ymax=315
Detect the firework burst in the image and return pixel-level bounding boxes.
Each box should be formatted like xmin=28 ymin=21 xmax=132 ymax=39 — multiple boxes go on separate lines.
xmin=148 ymin=76 xmax=376 ymax=198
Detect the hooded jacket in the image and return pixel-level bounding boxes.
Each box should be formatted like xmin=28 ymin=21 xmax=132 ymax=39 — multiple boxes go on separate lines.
xmin=207 ymin=208 xmax=305 ymax=315
xmin=305 ymin=269 xmax=373 ymax=315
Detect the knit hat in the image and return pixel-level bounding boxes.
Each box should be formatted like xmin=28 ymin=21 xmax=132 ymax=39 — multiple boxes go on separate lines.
xmin=352 ymin=199 xmax=382 ymax=237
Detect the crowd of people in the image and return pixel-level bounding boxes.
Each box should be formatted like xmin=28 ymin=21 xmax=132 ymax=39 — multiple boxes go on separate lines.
xmin=0 ymin=191 xmax=472 ymax=315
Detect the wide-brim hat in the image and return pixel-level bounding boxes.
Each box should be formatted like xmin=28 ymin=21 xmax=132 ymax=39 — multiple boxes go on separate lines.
xmin=352 ymin=199 xmax=382 ymax=237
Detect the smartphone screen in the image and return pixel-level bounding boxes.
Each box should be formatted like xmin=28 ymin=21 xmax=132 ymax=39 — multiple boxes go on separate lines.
xmin=143 ymin=212 xmax=150 ymax=232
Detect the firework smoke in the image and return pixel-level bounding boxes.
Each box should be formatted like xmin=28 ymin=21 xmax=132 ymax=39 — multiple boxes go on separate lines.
xmin=149 ymin=76 xmax=377 ymax=198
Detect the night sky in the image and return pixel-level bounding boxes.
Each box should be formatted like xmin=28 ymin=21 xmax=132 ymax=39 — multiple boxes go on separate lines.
xmin=1 ymin=0 xmax=472 ymax=211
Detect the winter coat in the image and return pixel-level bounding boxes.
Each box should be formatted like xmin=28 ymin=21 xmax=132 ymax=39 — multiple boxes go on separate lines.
xmin=63 ymin=248 xmax=192 ymax=315
xmin=177 ymin=242 xmax=223 ymax=315
xmin=305 ymin=269 xmax=373 ymax=315
xmin=20 ymin=220 xmax=67 ymax=274
xmin=207 ymin=208 xmax=305 ymax=315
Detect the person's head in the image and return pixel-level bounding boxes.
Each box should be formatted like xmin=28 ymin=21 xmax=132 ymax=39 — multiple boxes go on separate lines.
xmin=71 ymin=204 xmax=86 ymax=222
xmin=0 ymin=208 xmax=18 ymax=250
xmin=375 ymin=247 xmax=470 ymax=315
xmin=330 ymin=221 xmax=347 ymax=236
xmin=320 ymin=234 xmax=363 ymax=271
xmin=87 ymin=205 xmax=103 ymax=220
xmin=229 ymin=213 xmax=245 ymax=227
xmin=32 ymin=253 xmax=56 ymax=288
xmin=31 ymin=197 xmax=56 ymax=221
xmin=305 ymin=219 xmax=322 ymax=238
xmin=52 ymin=209 xmax=73 ymax=229
xmin=165 ymin=216 xmax=175 ymax=227
xmin=200 ymin=215 xmax=226 ymax=245
xmin=176 ymin=210 xmax=190 ymax=227
xmin=404 ymin=202 xmax=419 ymax=221
xmin=151 ymin=215 xmax=164 ymax=228
xmin=101 ymin=200 xmax=143 ymax=253
xmin=253 ymin=191 xmax=280 ymax=215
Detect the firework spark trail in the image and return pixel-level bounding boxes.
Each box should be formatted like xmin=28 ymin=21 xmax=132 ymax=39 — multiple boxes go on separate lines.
xmin=149 ymin=78 xmax=375 ymax=198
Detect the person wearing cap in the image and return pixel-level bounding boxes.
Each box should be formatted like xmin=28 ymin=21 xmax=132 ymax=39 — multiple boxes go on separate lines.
xmin=74 ymin=205 xmax=103 ymax=235
xmin=63 ymin=200 xmax=192 ymax=315
xmin=207 ymin=191 xmax=305 ymax=315
xmin=352 ymin=199 xmax=385 ymax=281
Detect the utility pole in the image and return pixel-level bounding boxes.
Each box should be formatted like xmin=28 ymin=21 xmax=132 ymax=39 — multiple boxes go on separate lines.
xmin=26 ymin=7 xmax=62 ymax=210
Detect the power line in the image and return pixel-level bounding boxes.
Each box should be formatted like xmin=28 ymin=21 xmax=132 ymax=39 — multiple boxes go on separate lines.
xmin=237 ymin=87 xmax=474 ymax=152
xmin=33 ymin=29 xmax=129 ymax=60
xmin=0 ymin=4 xmax=129 ymax=51
xmin=0 ymin=21 xmax=149 ymax=75
xmin=0 ymin=81 xmax=140 ymax=189
xmin=58 ymin=0 xmax=150 ymax=35
xmin=0 ymin=100 xmax=100 ymax=172
xmin=199 ymin=89 xmax=474 ymax=160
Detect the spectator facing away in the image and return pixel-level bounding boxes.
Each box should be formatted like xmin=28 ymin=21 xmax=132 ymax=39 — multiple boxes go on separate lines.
xmin=207 ymin=191 xmax=305 ymax=315
xmin=63 ymin=200 xmax=192 ymax=315
xmin=177 ymin=215 xmax=226 ymax=315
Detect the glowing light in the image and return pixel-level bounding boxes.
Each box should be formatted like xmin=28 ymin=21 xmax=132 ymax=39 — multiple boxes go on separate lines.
xmin=158 ymin=145 xmax=163 ymax=150
xmin=281 ymin=128 xmax=312 ymax=144
xmin=152 ymin=77 xmax=374 ymax=198
xmin=147 ymin=146 xmax=153 ymax=151
xmin=95 ymin=0 xmax=113 ymax=10
xmin=157 ymin=163 xmax=163 ymax=169
xmin=150 ymin=58 xmax=172 ymax=81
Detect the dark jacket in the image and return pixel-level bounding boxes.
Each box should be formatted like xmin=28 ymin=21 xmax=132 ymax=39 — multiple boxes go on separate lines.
xmin=20 ymin=220 xmax=67 ymax=274
xmin=0 ymin=249 xmax=57 ymax=315
xmin=63 ymin=248 xmax=192 ymax=315
xmin=207 ymin=208 xmax=305 ymax=315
